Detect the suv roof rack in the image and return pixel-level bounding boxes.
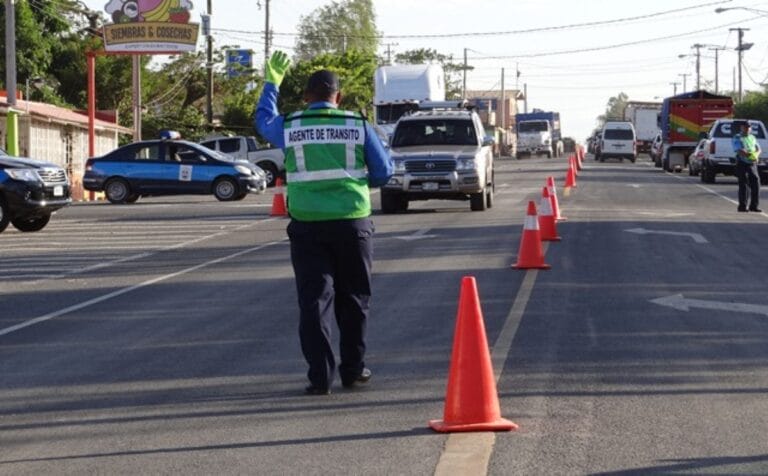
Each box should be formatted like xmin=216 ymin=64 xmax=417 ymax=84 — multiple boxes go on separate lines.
xmin=418 ymin=100 xmax=475 ymax=111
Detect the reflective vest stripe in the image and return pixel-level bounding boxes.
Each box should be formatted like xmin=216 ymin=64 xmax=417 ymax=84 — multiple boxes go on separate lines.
xmin=346 ymin=118 xmax=357 ymax=169
xmin=287 ymin=168 xmax=367 ymax=182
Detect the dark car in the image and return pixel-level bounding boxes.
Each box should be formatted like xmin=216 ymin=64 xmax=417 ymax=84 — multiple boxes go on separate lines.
xmin=83 ymin=133 xmax=267 ymax=204
xmin=0 ymin=151 xmax=72 ymax=233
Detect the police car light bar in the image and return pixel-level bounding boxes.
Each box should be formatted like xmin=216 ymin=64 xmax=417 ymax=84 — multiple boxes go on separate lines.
xmin=160 ymin=130 xmax=182 ymax=140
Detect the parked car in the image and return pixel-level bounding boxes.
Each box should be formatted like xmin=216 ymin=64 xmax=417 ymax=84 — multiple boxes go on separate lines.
xmin=698 ymin=119 xmax=768 ymax=184
xmin=199 ymin=135 xmax=284 ymax=187
xmin=688 ymin=138 xmax=709 ymax=176
xmin=84 ymin=131 xmax=267 ymax=204
xmin=0 ymin=149 xmax=71 ymax=233
xmin=598 ymin=121 xmax=637 ymax=163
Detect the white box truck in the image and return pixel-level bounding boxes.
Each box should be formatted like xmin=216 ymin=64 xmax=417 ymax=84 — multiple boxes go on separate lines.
xmin=622 ymin=101 xmax=661 ymax=154
xmin=373 ymin=64 xmax=445 ymax=140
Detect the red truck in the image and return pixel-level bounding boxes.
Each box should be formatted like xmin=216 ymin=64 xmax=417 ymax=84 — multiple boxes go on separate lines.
xmin=657 ymin=90 xmax=733 ymax=172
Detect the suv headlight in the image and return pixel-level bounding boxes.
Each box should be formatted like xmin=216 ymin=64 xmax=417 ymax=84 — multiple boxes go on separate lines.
xmin=457 ymin=158 xmax=477 ymax=170
xmin=7 ymin=168 xmax=39 ymax=182
xmin=394 ymin=159 xmax=406 ymax=173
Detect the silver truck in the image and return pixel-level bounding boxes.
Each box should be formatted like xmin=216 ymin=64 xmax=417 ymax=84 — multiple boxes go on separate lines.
xmin=381 ymin=103 xmax=495 ymax=213
xmin=200 ymin=135 xmax=284 ymax=187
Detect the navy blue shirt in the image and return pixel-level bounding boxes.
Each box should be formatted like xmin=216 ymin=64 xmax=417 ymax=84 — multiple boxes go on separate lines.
xmin=254 ymin=83 xmax=393 ymax=187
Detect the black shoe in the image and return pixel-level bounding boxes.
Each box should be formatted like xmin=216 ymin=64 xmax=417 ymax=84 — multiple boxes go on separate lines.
xmin=304 ymin=385 xmax=331 ymax=396
xmin=342 ymin=368 xmax=372 ymax=388
xmin=738 ymin=206 xmax=748 ymax=212
xmin=749 ymin=207 xmax=763 ymax=212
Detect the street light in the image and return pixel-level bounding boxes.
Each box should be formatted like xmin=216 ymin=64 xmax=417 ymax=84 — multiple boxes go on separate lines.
xmin=716 ymin=6 xmax=768 ymax=16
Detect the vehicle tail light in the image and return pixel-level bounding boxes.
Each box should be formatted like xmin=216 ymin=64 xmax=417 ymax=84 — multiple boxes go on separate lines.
xmin=709 ymin=141 xmax=715 ymax=154
xmin=85 ymin=159 xmax=93 ymax=171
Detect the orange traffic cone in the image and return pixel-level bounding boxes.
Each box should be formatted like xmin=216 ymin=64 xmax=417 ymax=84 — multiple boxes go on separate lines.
xmin=512 ymin=201 xmax=551 ymax=270
xmin=429 ymin=276 xmax=518 ymax=433
xmin=573 ymin=153 xmax=582 ymax=172
xmin=564 ymin=158 xmax=577 ymax=194
xmin=270 ymin=177 xmax=288 ymax=217
xmin=546 ymin=176 xmax=565 ymax=221
xmin=538 ymin=187 xmax=561 ymax=241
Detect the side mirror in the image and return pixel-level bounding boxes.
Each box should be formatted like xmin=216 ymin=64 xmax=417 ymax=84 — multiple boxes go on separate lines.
xmin=482 ymin=136 xmax=495 ymax=147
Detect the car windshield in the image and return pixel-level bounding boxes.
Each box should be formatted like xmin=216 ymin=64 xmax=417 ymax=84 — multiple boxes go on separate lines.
xmin=518 ymin=121 xmax=548 ymax=133
xmin=392 ymin=119 xmax=477 ymax=147
xmin=604 ymin=129 xmax=634 ymax=140
xmin=713 ymin=122 xmax=766 ymax=139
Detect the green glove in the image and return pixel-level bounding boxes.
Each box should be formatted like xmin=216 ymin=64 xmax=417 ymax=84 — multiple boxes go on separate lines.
xmin=265 ymin=51 xmax=291 ymax=86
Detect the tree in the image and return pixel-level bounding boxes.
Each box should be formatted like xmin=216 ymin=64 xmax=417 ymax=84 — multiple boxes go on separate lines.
xmin=735 ymin=89 xmax=768 ymax=126
xmin=278 ymin=50 xmax=378 ymax=120
xmin=394 ymin=48 xmax=463 ymax=99
xmin=294 ymin=0 xmax=379 ymax=60
xmin=597 ymin=92 xmax=629 ymax=126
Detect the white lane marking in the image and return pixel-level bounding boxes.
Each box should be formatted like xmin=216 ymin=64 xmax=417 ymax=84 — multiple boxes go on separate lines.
xmin=651 ymin=293 xmax=768 ymax=317
xmin=624 ymin=227 xmax=708 ymax=244
xmin=0 ymin=240 xmax=283 ymax=337
xmin=394 ymin=228 xmax=437 ymax=241
xmin=435 ymin=244 xmax=548 ymax=476
xmin=17 ymin=217 xmax=284 ymax=286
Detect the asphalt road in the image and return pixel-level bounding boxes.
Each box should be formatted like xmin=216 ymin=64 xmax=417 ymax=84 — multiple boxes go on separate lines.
xmin=1 ymin=154 xmax=767 ymax=475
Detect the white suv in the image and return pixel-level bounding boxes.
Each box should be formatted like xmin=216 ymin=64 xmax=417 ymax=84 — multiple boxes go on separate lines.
xmin=598 ymin=121 xmax=637 ymax=163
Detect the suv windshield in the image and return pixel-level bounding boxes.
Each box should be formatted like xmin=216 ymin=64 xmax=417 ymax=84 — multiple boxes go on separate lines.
xmin=713 ymin=122 xmax=766 ymax=139
xmin=518 ymin=121 xmax=548 ymax=133
xmin=604 ymin=129 xmax=634 ymax=140
xmin=392 ymin=119 xmax=477 ymax=147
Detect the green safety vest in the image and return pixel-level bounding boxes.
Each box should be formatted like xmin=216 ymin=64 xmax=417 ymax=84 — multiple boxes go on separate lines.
xmin=283 ymin=108 xmax=370 ymax=221
xmin=741 ymin=134 xmax=759 ymax=162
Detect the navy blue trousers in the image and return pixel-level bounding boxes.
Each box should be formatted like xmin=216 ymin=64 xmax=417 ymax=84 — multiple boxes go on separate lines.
xmin=736 ymin=160 xmax=760 ymax=210
xmin=287 ymin=218 xmax=373 ymax=389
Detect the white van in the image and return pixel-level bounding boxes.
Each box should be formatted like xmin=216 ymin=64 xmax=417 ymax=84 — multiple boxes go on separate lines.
xmin=599 ymin=121 xmax=637 ymax=163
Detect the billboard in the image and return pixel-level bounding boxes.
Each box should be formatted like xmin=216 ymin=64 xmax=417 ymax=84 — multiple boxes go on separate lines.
xmin=102 ymin=0 xmax=199 ymax=53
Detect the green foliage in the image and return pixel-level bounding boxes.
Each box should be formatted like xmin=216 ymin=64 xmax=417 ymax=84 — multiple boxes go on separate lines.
xmin=295 ymin=0 xmax=379 ymax=60
xmin=735 ymin=90 xmax=768 ymax=125
xmin=597 ymin=92 xmax=629 ymax=126
xmin=394 ymin=48 xmax=463 ymax=99
xmin=278 ymin=50 xmax=378 ymax=119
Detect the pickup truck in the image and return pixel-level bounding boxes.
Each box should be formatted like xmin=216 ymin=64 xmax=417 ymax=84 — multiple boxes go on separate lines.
xmin=200 ymin=136 xmax=285 ymax=187
xmin=381 ymin=104 xmax=495 ymax=213
xmin=699 ymin=118 xmax=768 ymax=184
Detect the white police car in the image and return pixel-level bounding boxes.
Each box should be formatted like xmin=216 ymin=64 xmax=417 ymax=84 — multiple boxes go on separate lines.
xmin=83 ymin=131 xmax=267 ymax=204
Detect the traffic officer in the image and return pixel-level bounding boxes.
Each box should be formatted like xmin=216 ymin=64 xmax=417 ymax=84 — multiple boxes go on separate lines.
xmin=733 ymin=120 xmax=762 ymax=212
xmin=254 ymin=51 xmax=393 ymax=395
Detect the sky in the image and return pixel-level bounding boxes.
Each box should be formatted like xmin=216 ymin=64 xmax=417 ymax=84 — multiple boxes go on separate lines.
xmin=82 ymin=0 xmax=768 ymax=141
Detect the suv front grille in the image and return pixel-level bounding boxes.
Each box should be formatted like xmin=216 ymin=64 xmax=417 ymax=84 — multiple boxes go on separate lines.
xmin=37 ymin=168 xmax=67 ymax=183
xmin=406 ymin=160 xmax=456 ymax=173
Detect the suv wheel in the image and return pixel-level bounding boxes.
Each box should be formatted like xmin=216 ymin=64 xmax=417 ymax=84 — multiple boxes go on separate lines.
xmin=0 ymin=197 xmax=10 ymax=233
xmin=470 ymin=190 xmax=487 ymax=211
xmin=701 ymin=166 xmax=716 ymax=184
xmin=11 ymin=214 xmax=51 ymax=232
xmin=257 ymin=161 xmax=279 ymax=187
xmin=381 ymin=190 xmax=407 ymax=214
xmin=105 ymin=178 xmax=132 ymax=204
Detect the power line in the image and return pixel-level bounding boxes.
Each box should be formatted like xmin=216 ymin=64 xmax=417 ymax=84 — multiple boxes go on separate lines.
xmin=210 ymin=0 xmax=732 ymax=40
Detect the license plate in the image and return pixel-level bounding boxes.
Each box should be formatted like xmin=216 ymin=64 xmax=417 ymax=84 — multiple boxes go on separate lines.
xmin=422 ymin=182 xmax=439 ymax=191
xmin=53 ymin=186 xmax=64 ymax=197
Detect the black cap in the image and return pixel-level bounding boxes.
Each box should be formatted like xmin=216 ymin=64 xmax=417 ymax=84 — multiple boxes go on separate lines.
xmin=306 ymin=70 xmax=339 ymax=96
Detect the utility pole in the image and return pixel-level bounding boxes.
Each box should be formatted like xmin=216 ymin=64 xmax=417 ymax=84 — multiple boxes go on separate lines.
xmin=462 ymin=48 xmax=468 ymax=99
xmin=5 ymin=0 xmax=17 ymax=107
xmin=692 ymin=43 xmax=703 ymax=90
xmin=500 ymin=68 xmax=505 ymax=130
xmin=205 ymin=0 xmax=213 ymax=127
xmin=264 ymin=0 xmax=270 ymax=68
xmin=382 ymin=42 xmax=398 ymax=64
xmin=708 ymin=46 xmax=726 ymax=94
xmin=679 ymin=73 xmax=689 ymax=93
xmin=670 ymin=81 xmax=680 ymax=95
xmin=731 ymin=28 xmax=751 ymax=101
